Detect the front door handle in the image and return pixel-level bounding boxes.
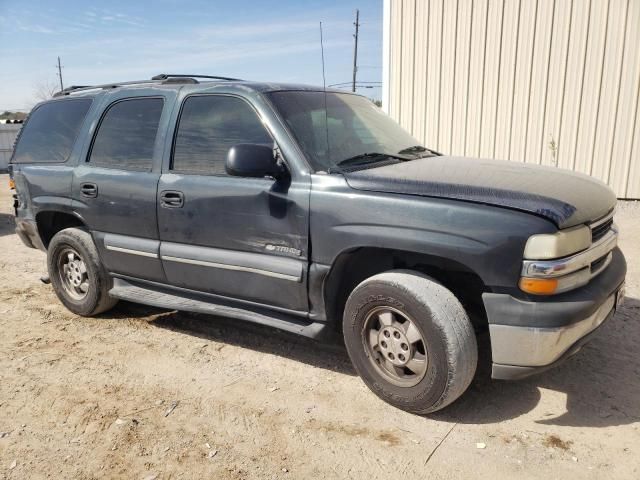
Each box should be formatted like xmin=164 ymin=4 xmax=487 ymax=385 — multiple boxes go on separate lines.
xmin=160 ymin=190 xmax=184 ymax=208
xmin=80 ymin=182 xmax=98 ymax=198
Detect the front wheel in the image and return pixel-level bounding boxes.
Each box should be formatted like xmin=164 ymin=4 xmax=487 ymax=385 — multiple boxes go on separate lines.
xmin=343 ymin=270 xmax=477 ymax=414
xmin=47 ymin=228 xmax=118 ymax=316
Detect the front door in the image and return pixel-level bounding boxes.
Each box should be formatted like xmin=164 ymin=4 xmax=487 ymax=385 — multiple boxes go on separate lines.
xmin=72 ymin=91 xmax=174 ymax=282
xmin=157 ymin=93 xmax=310 ymax=312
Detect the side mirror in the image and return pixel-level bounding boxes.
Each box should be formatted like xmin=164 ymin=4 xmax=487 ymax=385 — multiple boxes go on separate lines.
xmin=225 ymin=144 xmax=285 ymax=178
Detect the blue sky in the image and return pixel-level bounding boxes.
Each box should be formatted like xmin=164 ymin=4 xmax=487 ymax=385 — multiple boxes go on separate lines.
xmin=0 ymin=0 xmax=383 ymax=111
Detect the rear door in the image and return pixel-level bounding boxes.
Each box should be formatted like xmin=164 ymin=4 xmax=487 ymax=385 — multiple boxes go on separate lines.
xmin=157 ymin=93 xmax=310 ymax=312
xmin=72 ymin=89 xmax=176 ymax=282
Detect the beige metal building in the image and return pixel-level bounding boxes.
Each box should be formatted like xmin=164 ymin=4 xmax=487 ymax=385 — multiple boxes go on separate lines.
xmin=0 ymin=124 xmax=21 ymax=172
xmin=382 ymin=0 xmax=640 ymax=198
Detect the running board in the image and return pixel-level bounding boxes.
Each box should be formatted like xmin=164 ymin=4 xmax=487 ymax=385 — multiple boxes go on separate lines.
xmin=109 ymin=278 xmax=328 ymax=339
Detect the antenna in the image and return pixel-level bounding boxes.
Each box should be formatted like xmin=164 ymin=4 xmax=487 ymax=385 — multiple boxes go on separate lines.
xmin=319 ymin=21 xmax=330 ymax=162
xmin=319 ymin=22 xmax=327 ymax=90
xmin=56 ymin=56 xmax=64 ymax=91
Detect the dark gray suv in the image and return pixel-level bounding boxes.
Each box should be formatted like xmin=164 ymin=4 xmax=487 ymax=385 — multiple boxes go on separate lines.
xmin=9 ymin=74 xmax=626 ymax=414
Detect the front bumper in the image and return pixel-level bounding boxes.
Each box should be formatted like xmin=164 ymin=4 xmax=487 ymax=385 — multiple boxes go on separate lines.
xmin=484 ymin=247 xmax=626 ymax=380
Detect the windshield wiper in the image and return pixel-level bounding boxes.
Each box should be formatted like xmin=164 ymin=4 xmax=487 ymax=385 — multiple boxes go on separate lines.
xmin=329 ymin=152 xmax=408 ymax=173
xmin=397 ymin=145 xmax=437 ymax=157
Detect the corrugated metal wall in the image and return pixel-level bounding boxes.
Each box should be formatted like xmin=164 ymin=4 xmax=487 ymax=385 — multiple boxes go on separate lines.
xmin=383 ymin=0 xmax=640 ymax=198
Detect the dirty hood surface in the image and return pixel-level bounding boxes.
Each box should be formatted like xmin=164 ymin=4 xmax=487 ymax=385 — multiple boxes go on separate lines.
xmin=343 ymin=156 xmax=616 ymax=228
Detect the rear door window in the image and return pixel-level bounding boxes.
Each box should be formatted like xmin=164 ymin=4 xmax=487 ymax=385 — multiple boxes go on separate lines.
xmin=11 ymin=99 xmax=92 ymax=164
xmin=89 ymin=97 xmax=164 ymax=171
xmin=172 ymin=95 xmax=272 ymax=175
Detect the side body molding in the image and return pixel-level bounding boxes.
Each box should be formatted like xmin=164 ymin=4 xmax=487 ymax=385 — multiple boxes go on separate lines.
xmin=103 ymin=233 xmax=160 ymax=258
xmin=93 ymin=231 xmax=165 ymax=282
xmin=160 ymin=242 xmax=304 ymax=283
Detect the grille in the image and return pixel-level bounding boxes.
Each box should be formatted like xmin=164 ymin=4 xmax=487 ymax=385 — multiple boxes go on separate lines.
xmin=591 ymin=217 xmax=613 ymax=243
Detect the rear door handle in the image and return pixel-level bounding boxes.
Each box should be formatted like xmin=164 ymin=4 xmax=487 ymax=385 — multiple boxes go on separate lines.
xmin=160 ymin=190 xmax=184 ymax=208
xmin=80 ymin=182 xmax=98 ymax=198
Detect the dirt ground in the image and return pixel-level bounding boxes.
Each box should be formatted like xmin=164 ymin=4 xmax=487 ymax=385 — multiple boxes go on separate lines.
xmin=0 ymin=174 xmax=638 ymax=480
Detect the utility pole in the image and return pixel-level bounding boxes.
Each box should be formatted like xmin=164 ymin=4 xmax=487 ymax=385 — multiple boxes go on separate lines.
xmin=56 ymin=56 xmax=64 ymax=91
xmin=352 ymin=9 xmax=360 ymax=92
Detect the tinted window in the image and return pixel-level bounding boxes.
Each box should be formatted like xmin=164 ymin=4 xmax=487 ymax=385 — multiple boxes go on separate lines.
xmin=11 ymin=99 xmax=92 ymax=164
xmin=173 ymin=95 xmax=272 ymax=175
xmin=89 ymin=98 xmax=163 ymax=171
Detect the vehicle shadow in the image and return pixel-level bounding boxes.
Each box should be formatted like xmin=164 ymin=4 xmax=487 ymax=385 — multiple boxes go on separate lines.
xmin=106 ymin=295 xmax=640 ymax=427
xmin=433 ymin=295 xmax=640 ymax=427
xmin=0 ymin=212 xmax=15 ymax=237
xmin=107 ymin=300 xmax=357 ymax=377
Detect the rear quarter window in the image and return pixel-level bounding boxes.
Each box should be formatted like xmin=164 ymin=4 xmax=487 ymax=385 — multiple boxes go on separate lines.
xmin=11 ymin=99 xmax=92 ymax=164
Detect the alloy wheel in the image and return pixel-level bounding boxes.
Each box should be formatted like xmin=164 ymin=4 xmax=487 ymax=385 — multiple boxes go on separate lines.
xmin=362 ymin=306 xmax=428 ymax=387
xmin=56 ymin=247 xmax=90 ymax=301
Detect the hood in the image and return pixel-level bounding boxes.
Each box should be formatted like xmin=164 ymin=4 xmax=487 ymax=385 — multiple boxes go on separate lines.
xmin=343 ymin=156 xmax=616 ymax=229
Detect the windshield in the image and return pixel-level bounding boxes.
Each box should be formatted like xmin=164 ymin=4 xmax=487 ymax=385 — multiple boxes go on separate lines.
xmin=267 ymin=91 xmax=422 ymax=172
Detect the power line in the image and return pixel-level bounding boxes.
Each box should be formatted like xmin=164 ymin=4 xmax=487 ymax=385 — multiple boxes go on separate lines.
xmin=333 ymin=84 xmax=380 ymax=90
xmin=328 ymin=81 xmax=382 ymax=88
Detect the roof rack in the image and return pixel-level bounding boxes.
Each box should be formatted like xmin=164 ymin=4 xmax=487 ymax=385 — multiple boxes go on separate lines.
xmin=53 ymin=79 xmax=158 ymax=97
xmin=56 ymin=85 xmax=93 ymax=94
xmin=151 ymin=73 xmax=242 ymax=81
xmin=53 ymin=73 xmax=242 ymax=97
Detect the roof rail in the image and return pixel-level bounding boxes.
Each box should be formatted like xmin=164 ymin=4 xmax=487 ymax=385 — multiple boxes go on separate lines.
xmin=151 ymin=73 xmax=242 ymax=81
xmin=53 ymin=79 xmax=159 ymax=97
xmin=55 ymin=85 xmax=92 ymax=95
xmin=52 ymin=74 xmax=242 ymax=98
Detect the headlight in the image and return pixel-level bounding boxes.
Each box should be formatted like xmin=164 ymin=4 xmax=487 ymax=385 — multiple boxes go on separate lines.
xmin=523 ymin=225 xmax=591 ymax=260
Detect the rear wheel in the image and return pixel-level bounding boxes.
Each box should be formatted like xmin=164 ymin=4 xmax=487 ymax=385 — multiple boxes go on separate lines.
xmin=343 ymin=270 xmax=477 ymax=414
xmin=48 ymin=228 xmax=118 ymax=316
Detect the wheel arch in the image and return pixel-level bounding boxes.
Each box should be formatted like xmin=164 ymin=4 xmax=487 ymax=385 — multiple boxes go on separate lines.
xmin=323 ymin=246 xmax=489 ymax=332
xmin=35 ymin=210 xmax=88 ymax=248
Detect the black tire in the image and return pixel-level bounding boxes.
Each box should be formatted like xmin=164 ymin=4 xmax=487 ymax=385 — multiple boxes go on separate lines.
xmin=343 ymin=270 xmax=477 ymax=414
xmin=47 ymin=228 xmax=118 ymax=316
